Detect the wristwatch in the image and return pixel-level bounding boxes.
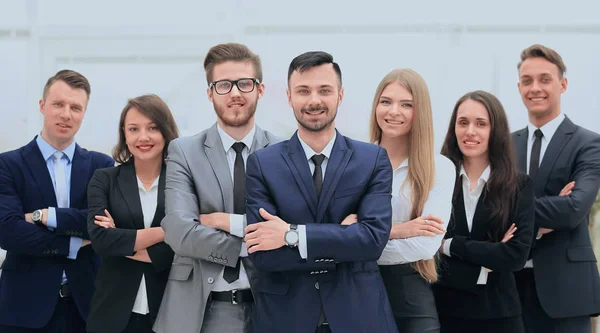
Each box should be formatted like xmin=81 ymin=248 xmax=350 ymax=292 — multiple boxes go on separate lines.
xmin=284 ymin=224 xmax=299 ymax=247
xmin=32 ymin=209 xmax=44 ymax=226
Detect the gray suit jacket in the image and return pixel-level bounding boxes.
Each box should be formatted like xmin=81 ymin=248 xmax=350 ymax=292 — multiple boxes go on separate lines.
xmin=153 ymin=123 xmax=278 ymax=333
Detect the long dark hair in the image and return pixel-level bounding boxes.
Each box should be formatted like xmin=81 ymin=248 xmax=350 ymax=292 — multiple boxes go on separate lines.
xmin=441 ymin=90 xmax=519 ymax=241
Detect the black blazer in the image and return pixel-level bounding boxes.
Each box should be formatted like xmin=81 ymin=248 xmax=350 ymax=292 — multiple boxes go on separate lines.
xmin=85 ymin=161 xmax=174 ymax=333
xmin=433 ymin=173 xmax=534 ymax=319
xmin=512 ymin=116 xmax=600 ymax=318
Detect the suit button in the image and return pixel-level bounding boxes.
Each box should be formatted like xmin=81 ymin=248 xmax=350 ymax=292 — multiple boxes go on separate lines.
xmin=315 ymin=282 xmax=320 ymax=290
xmin=208 ymin=277 xmax=214 ymax=284
xmin=208 ymin=256 xmax=214 ymax=260
xmin=224 ymin=259 xmax=228 ymax=264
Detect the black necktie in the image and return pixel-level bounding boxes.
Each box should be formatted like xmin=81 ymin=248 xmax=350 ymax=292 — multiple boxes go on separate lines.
xmin=223 ymin=142 xmax=246 ymax=283
xmin=529 ymin=129 xmax=543 ymax=181
xmin=311 ymin=154 xmax=325 ymax=197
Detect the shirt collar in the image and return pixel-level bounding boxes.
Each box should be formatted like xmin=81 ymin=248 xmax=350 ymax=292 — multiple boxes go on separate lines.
xmin=459 ymin=164 xmax=491 ymax=184
xmin=217 ymin=124 xmax=256 ymax=153
xmin=36 ymin=134 xmax=76 ymax=163
xmin=298 ymin=131 xmax=337 ymax=162
xmin=527 ymin=113 xmax=565 ymax=142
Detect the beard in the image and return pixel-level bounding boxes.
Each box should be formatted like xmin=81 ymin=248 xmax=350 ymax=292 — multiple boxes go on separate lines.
xmin=213 ymin=97 xmax=258 ymax=128
xmin=295 ymin=105 xmax=337 ymax=132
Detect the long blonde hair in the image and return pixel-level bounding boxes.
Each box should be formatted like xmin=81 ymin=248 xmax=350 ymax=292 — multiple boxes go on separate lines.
xmin=369 ymin=69 xmax=438 ymax=282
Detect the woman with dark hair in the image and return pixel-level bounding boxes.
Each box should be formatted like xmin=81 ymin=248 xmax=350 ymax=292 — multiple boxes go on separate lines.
xmin=433 ymin=90 xmax=534 ymax=333
xmin=86 ymin=94 xmax=179 ymax=333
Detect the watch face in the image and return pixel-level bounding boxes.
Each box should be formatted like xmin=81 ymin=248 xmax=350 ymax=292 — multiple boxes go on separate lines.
xmin=32 ymin=210 xmax=41 ymax=221
xmin=285 ymin=231 xmax=299 ymax=245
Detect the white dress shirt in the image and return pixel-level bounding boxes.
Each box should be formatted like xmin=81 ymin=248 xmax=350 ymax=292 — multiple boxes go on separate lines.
xmin=442 ymin=165 xmax=491 ymax=284
xmin=211 ymin=124 xmax=253 ymax=292
xmin=524 ymin=113 xmax=565 ymax=268
xmin=296 ymin=131 xmax=338 ymax=259
xmin=132 ymin=175 xmax=159 ymax=315
xmin=377 ymin=155 xmax=455 ymax=265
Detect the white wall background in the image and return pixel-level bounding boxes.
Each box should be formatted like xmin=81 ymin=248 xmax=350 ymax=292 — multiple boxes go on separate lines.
xmin=1 ymin=0 xmax=600 ymax=155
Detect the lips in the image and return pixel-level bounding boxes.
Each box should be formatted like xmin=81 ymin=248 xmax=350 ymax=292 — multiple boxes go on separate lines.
xmin=57 ymin=123 xmax=71 ymax=129
xmin=463 ymin=140 xmax=479 ymax=146
xmin=529 ymin=97 xmax=547 ymax=102
xmin=385 ymin=119 xmax=404 ymax=125
xmin=137 ymin=145 xmax=154 ymax=152
xmin=228 ymin=101 xmax=245 ymax=108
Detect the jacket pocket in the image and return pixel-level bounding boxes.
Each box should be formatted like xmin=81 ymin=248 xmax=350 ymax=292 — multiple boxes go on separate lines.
xmin=567 ymin=247 xmax=597 ymax=262
xmin=168 ymin=264 xmax=193 ymax=281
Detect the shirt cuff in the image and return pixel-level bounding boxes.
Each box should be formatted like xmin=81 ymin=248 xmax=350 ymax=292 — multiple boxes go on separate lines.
xmin=297 ymin=225 xmax=308 ymax=259
xmin=68 ymin=237 xmax=83 ymax=259
xmin=476 ymin=267 xmax=489 ymax=285
xmin=442 ymin=238 xmax=453 ymax=256
xmin=229 ymin=214 xmax=244 ymax=238
xmin=46 ymin=207 xmax=57 ymax=230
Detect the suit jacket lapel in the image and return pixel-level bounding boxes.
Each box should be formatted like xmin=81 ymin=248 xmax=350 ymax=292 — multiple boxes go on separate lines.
xmin=316 ymin=133 xmax=353 ymax=224
xmin=282 ymin=133 xmax=318 ymax=217
xmin=150 ymin=164 xmax=167 ymax=228
xmin=22 ymin=139 xmax=57 ymax=206
xmin=513 ymin=128 xmax=528 ymax=173
xmin=117 ymin=162 xmax=145 ymax=230
xmin=535 ymin=117 xmax=575 ymax=196
xmin=469 ymin=190 xmax=489 ymax=240
xmin=204 ymin=124 xmax=234 ymax=213
xmin=451 ymin=186 xmax=470 ymax=237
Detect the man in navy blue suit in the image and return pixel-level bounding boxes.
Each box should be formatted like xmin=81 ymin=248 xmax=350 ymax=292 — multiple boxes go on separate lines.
xmin=0 ymin=70 xmax=114 ymax=332
xmin=244 ymin=51 xmax=398 ymax=333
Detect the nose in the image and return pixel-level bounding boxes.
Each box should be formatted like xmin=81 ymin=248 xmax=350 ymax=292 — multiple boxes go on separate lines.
xmin=308 ymin=92 xmax=321 ymax=108
xmin=466 ymin=123 xmax=476 ymax=136
xmin=138 ymin=128 xmax=150 ymax=141
xmin=531 ymin=80 xmax=542 ymax=93
xmin=229 ymin=84 xmax=242 ymax=97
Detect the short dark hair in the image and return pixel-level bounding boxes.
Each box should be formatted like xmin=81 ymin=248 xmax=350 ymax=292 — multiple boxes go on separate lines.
xmin=517 ymin=44 xmax=567 ymax=78
xmin=287 ymin=51 xmax=342 ymax=86
xmin=43 ymin=69 xmax=91 ymax=101
xmin=203 ymin=43 xmax=263 ymax=84
xmin=112 ymin=94 xmax=179 ymax=164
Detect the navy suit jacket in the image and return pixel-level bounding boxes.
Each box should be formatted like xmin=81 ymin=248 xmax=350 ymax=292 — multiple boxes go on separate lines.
xmin=246 ymin=131 xmax=398 ymax=333
xmin=513 ymin=116 xmax=600 ymax=318
xmin=0 ymin=137 xmax=114 ymax=328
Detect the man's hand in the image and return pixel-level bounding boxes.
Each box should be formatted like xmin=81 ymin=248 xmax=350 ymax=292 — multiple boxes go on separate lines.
xmin=244 ymin=208 xmax=289 ymax=254
xmin=199 ymin=212 xmax=230 ymax=232
xmin=537 ymin=227 xmax=553 ymax=238
xmin=24 ymin=213 xmax=33 ymax=224
xmin=81 ymin=240 xmax=92 ymax=248
xmin=341 ymin=214 xmax=358 ymax=225
xmin=94 ymin=209 xmax=115 ymax=228
xmin=536 ymin=181 xmax=573 ymax=238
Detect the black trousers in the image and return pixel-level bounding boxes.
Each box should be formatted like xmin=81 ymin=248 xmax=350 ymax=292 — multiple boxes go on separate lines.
xmin=439 ymin=315 xmax=524 ymax=333
xmin=120 ymin=313 xmax=153 ymax=333
xmin=514 ymin=268 xmax=591 ymax=333
xmin=379 ymin=264 xmax=440 ymax=333
xmin=0 ymin=296 xmax=85 ymax=333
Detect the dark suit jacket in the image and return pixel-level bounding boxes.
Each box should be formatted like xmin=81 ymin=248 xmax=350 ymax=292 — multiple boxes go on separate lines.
xmin=513 ymin=116 xmax=600 ymax=318
xmin=245 ymin=131 xmax=398 ymax=333
xmin=433 ymin=173 xmax=534 ymax=319
xmin=0 ymin=137 xmax=113 ymax=328
xmin=86 ymin=161 xmax=173 ymax=333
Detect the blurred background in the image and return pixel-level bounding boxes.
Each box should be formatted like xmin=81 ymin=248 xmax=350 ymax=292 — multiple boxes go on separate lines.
xmin=1 ymin=0 xmax=600 ymax=315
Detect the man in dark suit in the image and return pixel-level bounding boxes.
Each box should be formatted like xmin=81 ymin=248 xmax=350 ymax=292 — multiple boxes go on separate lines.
xmin=0 ymin=70 xmax=114 ymax=332
xmin=512 ymin=44 xmax=600 ymax=333
xmin=244 ymin=51 xmax=397 ymax=333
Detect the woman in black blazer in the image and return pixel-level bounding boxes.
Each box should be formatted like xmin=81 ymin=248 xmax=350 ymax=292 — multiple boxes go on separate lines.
xmin=433 ymin=90 xmax=535 ymax=333
xmin=86 ymin=94 xmax=179 ymax=333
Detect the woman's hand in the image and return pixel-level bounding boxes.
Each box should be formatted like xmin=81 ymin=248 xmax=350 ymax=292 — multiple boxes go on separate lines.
xmin=390 ymin=214 xmax=445 ymax=240
xmin=94 ymin=209 xmax=115 ymax=228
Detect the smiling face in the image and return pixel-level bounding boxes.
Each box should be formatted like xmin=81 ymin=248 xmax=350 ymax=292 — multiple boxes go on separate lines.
xmin=455 ymin=99 xmax=491 ymax=163
xmin=518 ymin=56 xmax=567 ymax=124
xmin=39 ymin=80 xmax=88 ymax=150
xmin=375 ymin=82 xmax=414 ymax=141
xmin=123 ymin=107 xmax=165 ymax=164
xmin=287 ymin=63 xmax=343 ymax=133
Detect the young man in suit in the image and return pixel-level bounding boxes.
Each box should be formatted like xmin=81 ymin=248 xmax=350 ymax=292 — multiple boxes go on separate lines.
xmin=154 ymin=43 xmax=278 ymax=333
xmin=243 ymin=51 xmax=397 ymax=333
xmin=512 ymin=44 xmax=600 ymax=333
xmin=0 ymin=69 xmax=114 ymax=332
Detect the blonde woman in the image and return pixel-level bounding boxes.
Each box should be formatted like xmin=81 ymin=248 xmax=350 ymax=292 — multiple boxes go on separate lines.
xmin=368 ymin=69 xmax=455 ymax=332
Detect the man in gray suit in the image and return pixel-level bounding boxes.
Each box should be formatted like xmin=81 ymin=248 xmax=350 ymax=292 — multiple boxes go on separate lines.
xmin=153 ymin=43 xmax=278 ymax=333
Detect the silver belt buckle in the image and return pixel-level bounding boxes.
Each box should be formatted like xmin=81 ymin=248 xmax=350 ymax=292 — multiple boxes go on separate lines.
xmin=231 ymin=289 xmax=238 ymax=305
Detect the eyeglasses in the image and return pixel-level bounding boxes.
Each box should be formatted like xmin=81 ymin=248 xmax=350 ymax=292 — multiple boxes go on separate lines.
xmin=209 ymin=78 xmax=260 ymax=95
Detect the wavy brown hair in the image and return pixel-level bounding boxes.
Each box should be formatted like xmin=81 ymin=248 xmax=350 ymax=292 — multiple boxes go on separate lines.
xmin=441 ymin=91 xmax=519 ymax=241
xmin=369 ymin=69 xmax=438 ymax=282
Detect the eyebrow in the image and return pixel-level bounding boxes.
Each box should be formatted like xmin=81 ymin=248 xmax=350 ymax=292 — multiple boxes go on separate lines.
xmin=380 ymin=96 xmax=413 ymax=103
xmin=294 ymin=84 xmax=334 ymax=89
xmin=457 ymin=116 xmax=489 ymax=121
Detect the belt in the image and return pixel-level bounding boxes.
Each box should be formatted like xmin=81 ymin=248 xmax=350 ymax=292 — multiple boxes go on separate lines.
xmin=209 ymin=289 xmax=253 ymax=304
xmin=59 ymin=283 xmax=72 ymax=298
